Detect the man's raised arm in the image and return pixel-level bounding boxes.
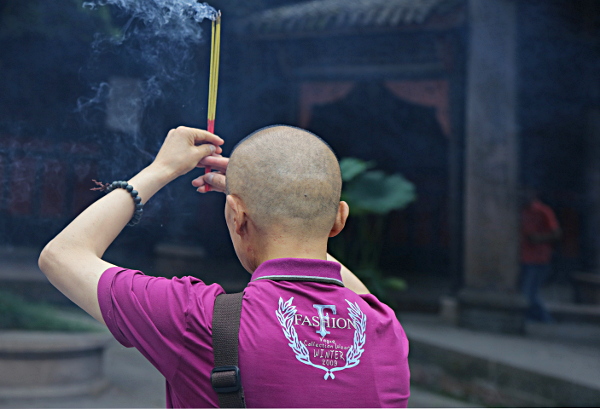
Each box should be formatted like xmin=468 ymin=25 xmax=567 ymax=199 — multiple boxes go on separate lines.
xmin=38 ymin=127 xmax=223 ymax=323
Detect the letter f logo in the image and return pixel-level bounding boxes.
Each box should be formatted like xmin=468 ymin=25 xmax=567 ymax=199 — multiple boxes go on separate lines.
xmin=313 ymin=304 xmax=336 ymax=337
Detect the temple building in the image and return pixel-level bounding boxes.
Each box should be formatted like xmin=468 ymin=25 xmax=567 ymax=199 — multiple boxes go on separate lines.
xmin=223 ymin=0 xmax=600 ymax=331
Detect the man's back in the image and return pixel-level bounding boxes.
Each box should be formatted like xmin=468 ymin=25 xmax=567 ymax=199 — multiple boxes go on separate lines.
xmin=99 ymin=259 xmax=410 ymax=408
xmin=236 ymin=258 xmax=409 ymax=407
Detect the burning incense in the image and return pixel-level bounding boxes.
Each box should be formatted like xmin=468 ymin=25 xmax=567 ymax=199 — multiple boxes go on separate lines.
xmin=205 ymin=11 xmax=221 ymax=191
xmin=207 ymin=12 xmax=221 ymax=133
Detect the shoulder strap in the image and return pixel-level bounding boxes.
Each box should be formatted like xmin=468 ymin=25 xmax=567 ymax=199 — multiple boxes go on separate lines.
xmin=211 ymin=292 xmax=246 ymax=408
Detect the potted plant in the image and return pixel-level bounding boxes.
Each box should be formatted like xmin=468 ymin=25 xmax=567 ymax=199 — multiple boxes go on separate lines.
xmin=330 ymin=158 xmax=417 ymax=305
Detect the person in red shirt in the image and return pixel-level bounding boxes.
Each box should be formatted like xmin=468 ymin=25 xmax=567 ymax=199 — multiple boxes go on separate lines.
xmin=519 ymin=188 xmax=561 ymax=322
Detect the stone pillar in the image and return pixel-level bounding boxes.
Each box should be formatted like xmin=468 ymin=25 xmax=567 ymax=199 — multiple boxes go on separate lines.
xmin=459 ymin=0 xmax=527 ymax=333
xmin=585 ymin=109 xmax=600 ymax=272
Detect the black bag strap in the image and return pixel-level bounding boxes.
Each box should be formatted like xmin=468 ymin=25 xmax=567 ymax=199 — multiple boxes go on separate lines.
xmin=211 ymin=292 xmax=246 ymax=408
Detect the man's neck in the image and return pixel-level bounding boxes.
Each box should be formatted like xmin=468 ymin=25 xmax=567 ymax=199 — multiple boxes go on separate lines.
xmin=253 ymin=233 xmax=328 ymax=267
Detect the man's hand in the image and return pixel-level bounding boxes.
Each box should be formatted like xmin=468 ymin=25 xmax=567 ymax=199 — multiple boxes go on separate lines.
xmin=152 ymin=126 xmax=224 ymax=181
xmin=192 ymin=156 xmax=229 ymax=193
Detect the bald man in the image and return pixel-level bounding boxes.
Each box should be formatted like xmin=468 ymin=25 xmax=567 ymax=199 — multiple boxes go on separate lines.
xmin=39 ymin=125 xmax=410 ymax=408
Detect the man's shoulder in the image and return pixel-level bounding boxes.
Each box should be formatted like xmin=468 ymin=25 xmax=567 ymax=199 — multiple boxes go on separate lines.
xmin=100 ymin=266 xmax=227 ymax=315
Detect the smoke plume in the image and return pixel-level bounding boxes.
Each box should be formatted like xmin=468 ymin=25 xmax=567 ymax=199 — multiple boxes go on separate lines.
xmin=79 ymin=0 xmax=217 ymax=115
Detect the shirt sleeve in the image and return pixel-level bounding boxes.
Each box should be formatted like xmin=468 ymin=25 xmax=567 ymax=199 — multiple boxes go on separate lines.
xmin=97 ymin=266 xmax=224 ymax=380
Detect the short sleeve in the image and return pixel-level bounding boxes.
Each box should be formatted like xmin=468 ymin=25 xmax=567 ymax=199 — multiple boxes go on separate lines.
xmin=97 ymin=267 xmax=224 ymax=380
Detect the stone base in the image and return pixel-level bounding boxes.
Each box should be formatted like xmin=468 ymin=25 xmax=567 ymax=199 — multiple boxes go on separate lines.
xmin=0 ymin=331 xmax=112 ymax=398
xmin=457 ymin=288 xmax=528 ymax=334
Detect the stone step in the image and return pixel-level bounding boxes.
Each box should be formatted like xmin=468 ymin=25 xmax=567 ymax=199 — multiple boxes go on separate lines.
xmin=547 ymin=301 xmax=600 ymax=324
xmin=402 ymin=313 xmax=600 ymax=407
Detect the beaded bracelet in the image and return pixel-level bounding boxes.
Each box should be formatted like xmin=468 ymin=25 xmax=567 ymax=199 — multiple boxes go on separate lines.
xmin=105 ymin=181 xmax=144 ymax=226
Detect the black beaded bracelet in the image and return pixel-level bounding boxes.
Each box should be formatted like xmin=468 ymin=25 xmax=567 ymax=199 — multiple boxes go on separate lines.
xmin=105 ymin=181 xmax=144 ymax=226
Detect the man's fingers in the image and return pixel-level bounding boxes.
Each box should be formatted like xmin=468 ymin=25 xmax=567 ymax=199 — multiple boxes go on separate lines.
xmin=173 ymin=125 xmax=224 ymax=147
xmin=197 ymin=144 xmax=216 ymax=159
xmin=191 ymin=174 xmax=205 ymax=188
xmin=187 ymin=126 xmax=224 ymax=146
xmin=192 ymin=172 xmax=226 ymax=193
xmin=197 ymin=156 xmax=229 ymax=171
xmin=206 ymin=172 xmax=226 ymax=192
xmin=197 ymin=144 xmax=222 ymax=156
xmin=154 ymin=126 xmax=224 ymax=179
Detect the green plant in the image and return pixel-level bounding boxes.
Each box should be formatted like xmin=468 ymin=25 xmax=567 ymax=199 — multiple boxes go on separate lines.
xmin=0 ymin=290 xmax=101 ymax=332
xmin=331 ymin=158 xmax=417 ymax=305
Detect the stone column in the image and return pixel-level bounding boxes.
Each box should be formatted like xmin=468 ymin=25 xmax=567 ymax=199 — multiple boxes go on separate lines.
xmin=585 ymin=109 xmax=600 ymax=271
xmin=458 ymin=0 xmax=527 ymax=333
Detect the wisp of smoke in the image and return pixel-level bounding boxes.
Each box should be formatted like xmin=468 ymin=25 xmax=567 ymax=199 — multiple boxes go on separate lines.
xmin=83 ymin=0 xmax=218 ymax=42
xmin=79 ymin=0 xmax=217 ymax=113
xmin=76 ymin=82 xmax=111 ymax=117
xmin=74 ymin=0 xmax=218 ymax=225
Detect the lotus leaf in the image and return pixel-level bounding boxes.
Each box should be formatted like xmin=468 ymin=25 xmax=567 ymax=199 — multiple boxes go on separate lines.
xmin=339 ymin=157 xmax=376 ymax=182
xmin=343 ymin=170 xmax=416 ymax=215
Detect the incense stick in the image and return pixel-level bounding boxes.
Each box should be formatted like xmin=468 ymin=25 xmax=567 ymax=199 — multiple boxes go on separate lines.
xmin=205 ymin=12 xmax=221 ymax=191
xmin=207 ymin=19 xmax=215 ymax=131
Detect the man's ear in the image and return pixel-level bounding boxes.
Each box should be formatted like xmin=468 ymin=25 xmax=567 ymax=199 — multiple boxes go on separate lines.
xmin=329 ymin=201 xmax=349 ymax=238
xmin=226 ymin=195 xmax=249 ymax=237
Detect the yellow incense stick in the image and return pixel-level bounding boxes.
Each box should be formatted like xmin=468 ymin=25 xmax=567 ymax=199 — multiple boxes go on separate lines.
xmin=207 ymin=13 xmax=221 ymax=132
xmin=213 ymin=15 xmax=221 ymax=120
xmin=207 ymin=18 xmax=216 ymax=125
xmin=205 ymin=12 xmax=221 ymax=190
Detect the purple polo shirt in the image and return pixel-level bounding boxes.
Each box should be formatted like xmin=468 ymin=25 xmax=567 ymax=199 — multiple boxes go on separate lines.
xmin=98 ymin=258 xmax=410 ymax=408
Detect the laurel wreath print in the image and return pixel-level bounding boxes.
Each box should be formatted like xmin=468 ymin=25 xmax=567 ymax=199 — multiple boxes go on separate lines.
xmin=275 ymin=296 xmax=367 ymax=380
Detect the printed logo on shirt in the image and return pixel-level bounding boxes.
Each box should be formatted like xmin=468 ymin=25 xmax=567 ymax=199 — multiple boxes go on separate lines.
xmin=275 ymin=297 xmax=367 ymax=380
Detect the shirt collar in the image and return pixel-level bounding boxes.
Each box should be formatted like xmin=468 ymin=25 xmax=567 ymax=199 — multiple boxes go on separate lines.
xmin=251 ymin=258 xmax=345 ymax=287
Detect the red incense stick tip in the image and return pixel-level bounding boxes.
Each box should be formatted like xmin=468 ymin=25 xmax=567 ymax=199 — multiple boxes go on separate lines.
xmin=205 ymin=166 xmax=212 ymax=192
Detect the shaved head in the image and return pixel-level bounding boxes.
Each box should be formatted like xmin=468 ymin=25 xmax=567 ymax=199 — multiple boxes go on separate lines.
xmin=227 ymin=125 xmax=342 ymax=238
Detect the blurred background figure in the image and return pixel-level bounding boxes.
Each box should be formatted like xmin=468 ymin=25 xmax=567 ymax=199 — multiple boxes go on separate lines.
xmin=519 ymin=188 xmax=561 ymax=323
